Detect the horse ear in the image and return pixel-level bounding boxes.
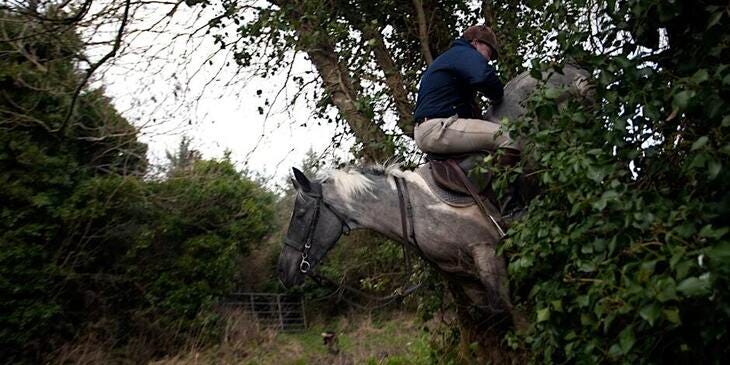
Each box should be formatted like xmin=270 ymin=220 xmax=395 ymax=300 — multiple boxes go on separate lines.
xmin=290 ymin=178 xmax=300 ymax=190
xmin=292 ymin=167 xmax=312 ymax=192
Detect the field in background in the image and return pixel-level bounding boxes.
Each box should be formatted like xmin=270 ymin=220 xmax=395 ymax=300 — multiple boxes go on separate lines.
xmin=151 ymin=310 xmax=434 ymax=365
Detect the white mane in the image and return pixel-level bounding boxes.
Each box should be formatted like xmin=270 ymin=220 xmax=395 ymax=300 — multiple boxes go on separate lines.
xmin=315 ymin=162 xmax=406 ymax=198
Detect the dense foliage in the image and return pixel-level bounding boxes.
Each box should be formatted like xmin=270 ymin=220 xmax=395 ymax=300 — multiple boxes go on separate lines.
xmin=500 ymin=0 xmax=730 ymax=363
xmin=0 ymin=12 xmax=276 ymax=362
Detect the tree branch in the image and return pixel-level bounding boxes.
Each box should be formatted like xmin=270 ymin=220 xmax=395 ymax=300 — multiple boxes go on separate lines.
xmin=57 ymin=0 xmax=131 ymax=134
xmin=270 ymin=0 xmax=392 ymax=161
xmin=412 ymin=0 xmax=433 ymax=65
xmin=481 ymin=0 xmax=497 ymax=27
xmin=363 ymin=25 xmax=415 ymax=137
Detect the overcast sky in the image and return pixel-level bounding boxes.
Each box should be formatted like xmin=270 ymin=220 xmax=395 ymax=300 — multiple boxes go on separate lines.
xmin=95 ymin=2 xmax=352 ymax=187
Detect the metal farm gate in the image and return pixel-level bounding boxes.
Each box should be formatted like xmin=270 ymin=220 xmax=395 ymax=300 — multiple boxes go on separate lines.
xmin=223 ymin=292 xmax=306 ymax=331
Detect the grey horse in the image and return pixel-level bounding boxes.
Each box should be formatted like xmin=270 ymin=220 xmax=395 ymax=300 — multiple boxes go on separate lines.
xmin=278 ymin=65 xmax=592 ymax=327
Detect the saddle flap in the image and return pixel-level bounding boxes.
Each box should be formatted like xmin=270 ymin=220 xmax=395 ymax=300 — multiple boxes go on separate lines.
xmin=428 ymin=154 xmax=492 ymax=196
xmin=430 ymin=160 xmax=470 ymax=195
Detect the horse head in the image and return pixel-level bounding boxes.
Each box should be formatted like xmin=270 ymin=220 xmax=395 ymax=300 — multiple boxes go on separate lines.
xmin=277 ymin=167 xmax=350 ymax=288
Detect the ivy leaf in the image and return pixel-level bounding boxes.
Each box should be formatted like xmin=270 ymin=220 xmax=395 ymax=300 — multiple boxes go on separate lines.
xmin=707 ymin=11 xmax=723 ymax=30
xmin=663 ymin=307 xmax=681 ymax=325
xmin=707 ymin=242 xmax=730 ymax=263
xmin=700 ymin=225 xmax=729 ymax=240
xmin=708 ymin=160 xmax=721 ymax=179
xmin=676 ymin=276 xmax=710 ymax=297
xmin=592 ymin=197 xmax=607 ymax=211
xmin=656 ymin=277 xmax=678 ymax=302
xmin=537 ymin=307 xmax=551 ymax=322
xmin=675 ymin=260 xmax=693 ymax=280
xmin=691 ymin=136 xmax=709 ymax=151
xmin=544 ymin=88 xmax=563 ymax=99
xmin=576 ymin=295 xmax=590 ymax=308
xmin=587 ymin=167 xmax=606 ymax=183
xmin=592 ymin=190 xmax=618 ymax=211
xmin=580 ymin=313 xmax=594 ymax=326
xmin=674 ymin=223 xmax=696 ymax=238
xmin=672 ymin=90 xmax=696 ymax=110
xmin=639 ymin=303 xmax=661 ymax=326
xmin=690 ymin=69 xmax=709 ymax=84
xmin=551 ymin=300 xmax=563 ymax=312
xmin=619 ymin=325 xmax=636 ymax=354
xmin=608 ymin=344 xmax=623 ymax=358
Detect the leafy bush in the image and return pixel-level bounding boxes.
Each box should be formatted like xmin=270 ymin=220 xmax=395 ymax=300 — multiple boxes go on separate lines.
xmin=125 ymin=158 xmax=276 ymax=335
xmin=0 ymin=12 xmax=277 ymax=362
xmin=500 ymin=1 xmax=729 ymax=363
xmin=1 ymin=13 xmax=147 ymax=360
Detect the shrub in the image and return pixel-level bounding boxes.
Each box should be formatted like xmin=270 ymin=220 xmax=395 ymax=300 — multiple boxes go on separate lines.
xmin=0 ymin=12 xmax=277 ymax=362
xmin=501 ymin=1 xmax=729 ymax=363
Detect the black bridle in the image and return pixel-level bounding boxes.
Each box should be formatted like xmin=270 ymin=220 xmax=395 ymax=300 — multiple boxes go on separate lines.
xmin=283 ymin=175 xmax=423 ymax=306
xmin=283 ymin=191 xmax=351 ymax=274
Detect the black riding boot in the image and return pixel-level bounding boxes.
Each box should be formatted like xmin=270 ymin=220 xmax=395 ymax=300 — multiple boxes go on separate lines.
xmin=496 ymin=147 xmax=521 ymax=167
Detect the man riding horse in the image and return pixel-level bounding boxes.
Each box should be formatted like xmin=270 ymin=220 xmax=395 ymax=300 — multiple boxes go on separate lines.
xmin=414 ymin=25 xmax=521 ymax=168
xmin=278 ymin=25 xmax=594 ymax=345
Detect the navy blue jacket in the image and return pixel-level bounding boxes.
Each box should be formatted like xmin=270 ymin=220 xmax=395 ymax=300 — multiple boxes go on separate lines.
xmin=414 ymin=38 xmax=503 ymax=121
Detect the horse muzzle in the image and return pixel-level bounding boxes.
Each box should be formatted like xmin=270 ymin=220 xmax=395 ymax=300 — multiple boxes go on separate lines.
xmin=277 ymin=247 xmax=307 ymax=288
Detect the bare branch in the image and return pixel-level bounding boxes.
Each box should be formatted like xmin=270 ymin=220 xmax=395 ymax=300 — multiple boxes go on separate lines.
xmin=58 ymin=0 xmax=132 ymax=133
xmin=16 ymin=0 xmax=93 ymax=25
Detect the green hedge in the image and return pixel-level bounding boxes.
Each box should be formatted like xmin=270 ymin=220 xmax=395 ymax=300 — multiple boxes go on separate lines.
xmin=501 ymin=1 xmax=729 ymax=363
xmin=0 ymin=13 xmax=276 ymax=362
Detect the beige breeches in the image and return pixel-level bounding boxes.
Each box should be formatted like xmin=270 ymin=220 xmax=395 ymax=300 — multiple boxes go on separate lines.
xmin=414 ymin=115 xmax=520 ymax=154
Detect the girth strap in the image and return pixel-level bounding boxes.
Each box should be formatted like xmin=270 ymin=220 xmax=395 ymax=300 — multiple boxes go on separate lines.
xmin=394 ymin=176 xmax=419 ymax=250
xmin=446 ymin=159 xmax=506 ymax=238
xmin=395 ymin=177 xmax=409 ymax=244
xmin=394 ymin=176 xmax=427 ymax=296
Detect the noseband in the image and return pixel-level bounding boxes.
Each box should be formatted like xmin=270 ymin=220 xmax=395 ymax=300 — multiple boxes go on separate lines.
xmin=283 ymin=191 xmax=351 ymax=274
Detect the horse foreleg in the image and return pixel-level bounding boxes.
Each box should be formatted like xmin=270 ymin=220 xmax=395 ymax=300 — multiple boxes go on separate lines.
xmin=446 ymin=281 xmax=481 ymax=361
xmin=471 ymin=244 xmax=529 ymax=332
xmin=447 ymin=280 xmax=520 ymax=363
xmin=471 ymin=244 xmax=511 ymax=312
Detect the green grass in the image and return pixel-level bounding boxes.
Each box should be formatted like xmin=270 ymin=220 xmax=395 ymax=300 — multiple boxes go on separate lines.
xmin=151 ymin=310 xmax=435 ymax=365
xmin=263 ymin=314 xmax=430 ymax=364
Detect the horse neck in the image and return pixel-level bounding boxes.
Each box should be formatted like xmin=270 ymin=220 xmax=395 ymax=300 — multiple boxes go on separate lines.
xmin=324 ymin=172 xmax=404 ymax=241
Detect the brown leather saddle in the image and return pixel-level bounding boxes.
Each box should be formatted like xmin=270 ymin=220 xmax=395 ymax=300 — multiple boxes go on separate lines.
xmin=426 ymin=153 xmax=506 ymax=233
xmin=428 ymin=153 xmax=497 ymax=201
xmin=427 ymin=150 xmax=534 ymax=223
